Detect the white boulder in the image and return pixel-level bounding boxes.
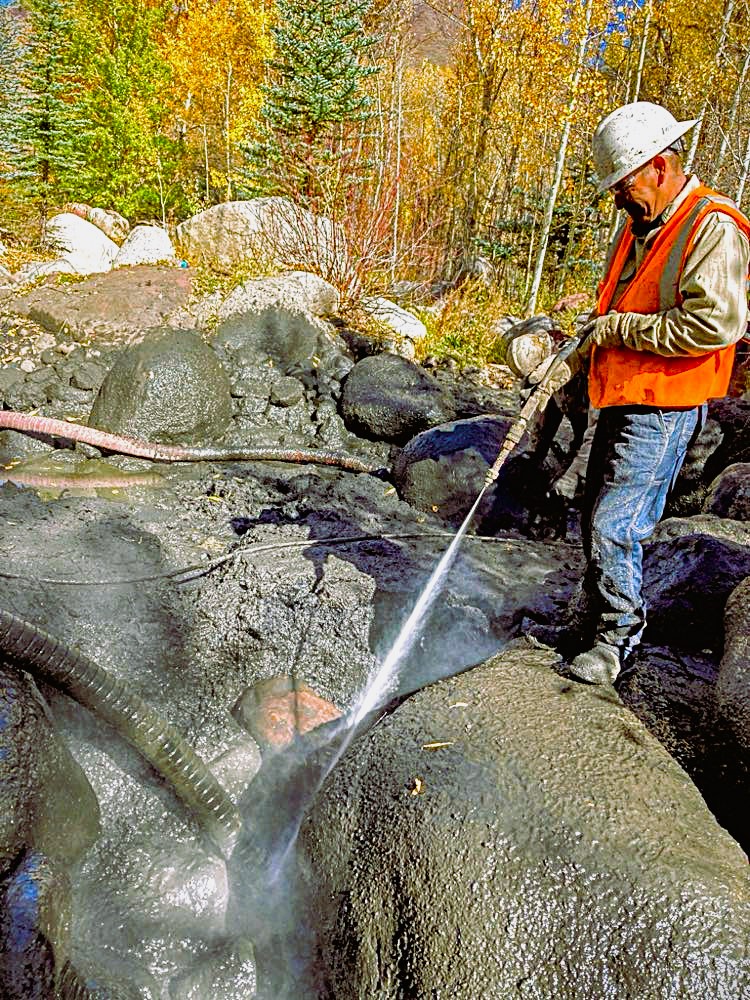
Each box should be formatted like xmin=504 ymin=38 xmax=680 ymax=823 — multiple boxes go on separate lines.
xmin=176 ymin=197 xmax=348 ymax=279
xmin=16 ymin=213 xmax=119 ymax=282
xmin=66 ymin=202 xmax=130 ymax=241
xmin=216 ymin=270 xmax=340 ymax=324
xmin=362 ymin=295 xmax=427 ymax=342
xmin=114 ymin=224 xmax=176 ymax=267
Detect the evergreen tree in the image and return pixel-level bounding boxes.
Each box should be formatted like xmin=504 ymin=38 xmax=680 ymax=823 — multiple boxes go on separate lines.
xmin=243 ymin=0 xmax=377 ymax=207
xmin=0 ymin=0 xmax=88 ymax=235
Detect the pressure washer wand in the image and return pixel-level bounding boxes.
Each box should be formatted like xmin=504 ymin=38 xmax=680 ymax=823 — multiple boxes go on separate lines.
xmin=484 ymin=332 xmax=585 ymax=488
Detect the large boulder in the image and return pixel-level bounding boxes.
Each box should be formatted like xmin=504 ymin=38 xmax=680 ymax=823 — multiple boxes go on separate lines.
xmin=8 ymin=264 xmax=194 ymax=345
xmin=213 ymin=306 xmax=330 ymax=372
xmin=643 ymin=515 xmax=750 ymax=650
xmin=360 ymin=296 xmax=427 ymax=343
xmin=300 ymin=645 xmax=750 ymax=1000
xmin=113 ymin=225 xmax=176 ymax=268
xmin=715 ymin=576 xmax=750 ymax=760
xmin=340 ymin=354 xmax=456 ymax=443
xmin=176 ymin=198 xmax=347 ymax=279
xmin=88 ymin=327 xmax=233 ymax=445
xmin=216 ymin=272 xmax=340 ymax=324
xmin=16 ymin=213 xmax=119 ymax=281
xmin=392 ymin=413 xmax=552 ymax=534
xmin=66 ymin=203 xmax=130 ymax=242
xmin=703 ymin=462 xmax=750 ymax=520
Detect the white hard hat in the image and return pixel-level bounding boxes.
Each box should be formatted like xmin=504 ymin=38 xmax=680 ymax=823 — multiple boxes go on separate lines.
xmin=592 ymin=102 xmax=699 ymax=193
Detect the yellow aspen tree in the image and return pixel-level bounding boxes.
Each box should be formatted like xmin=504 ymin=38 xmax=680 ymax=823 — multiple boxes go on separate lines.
xmin=161 ymin=0 xmax=273 ymax=203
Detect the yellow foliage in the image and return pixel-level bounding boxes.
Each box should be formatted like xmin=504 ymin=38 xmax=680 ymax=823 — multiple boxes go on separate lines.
xmin=160 ymin=0 xmax=273 ymax=198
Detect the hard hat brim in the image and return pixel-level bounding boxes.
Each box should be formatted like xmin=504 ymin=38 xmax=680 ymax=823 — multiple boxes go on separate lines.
xmin=596 ymin=118 xmax=700 ymax=194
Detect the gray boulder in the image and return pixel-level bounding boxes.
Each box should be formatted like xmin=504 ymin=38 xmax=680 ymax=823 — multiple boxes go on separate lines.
xmin=213 ymin=306 xmax=328 ymax=372
xmin=89 ymin=327 xmax=232 ymax=445
xmin=392 ymin=413 xmax=547 ymax=533
xmin=340 ymin=354 xmax=456 ymax=443
xmin=113 ymin=224 xmax=176 ymax=267
xmin=216 ymin=272 xmax=340 ymax=324
xmin=176 ymin=198 xmax=347 ymax=278
xmin=66 ymin=203 xmax=130 ymax=241
xmin=16 ymin=213 xmax=119 ymax=281
xmin=360 ymin=295 xmax=427 ymax=343
xmin=643 ymin=515 xmax=750 ymax=650
xmin=300 ymin=645 xmax=750 ymax=1000
xmin=703 ymin=462 xmax=750 ymax=519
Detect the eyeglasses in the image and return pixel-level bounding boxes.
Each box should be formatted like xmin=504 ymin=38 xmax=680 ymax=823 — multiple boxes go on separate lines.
xmin=611 ymin=162 xmax=648 ymax=196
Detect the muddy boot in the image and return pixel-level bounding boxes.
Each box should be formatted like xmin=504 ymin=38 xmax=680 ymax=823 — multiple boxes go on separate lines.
xmin=567 ymin=641 xmax=621 ymax=686
xmin=519 ymin=586 xmax=595 ymax=658
xmin=521 ymin=618 xmax=587 ymax=659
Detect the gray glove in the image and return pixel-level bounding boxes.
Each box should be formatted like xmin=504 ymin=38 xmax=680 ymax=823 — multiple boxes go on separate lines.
xmin=575 ymin=314 xmax=623 ymax=349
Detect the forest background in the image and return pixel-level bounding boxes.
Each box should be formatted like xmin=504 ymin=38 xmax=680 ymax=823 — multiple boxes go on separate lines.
xmin=1 ymin=0 xmax=749 ymax=362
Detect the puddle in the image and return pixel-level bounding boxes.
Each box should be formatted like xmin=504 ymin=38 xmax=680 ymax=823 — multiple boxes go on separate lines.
xmin=0 ymin=451 xmax=167 ymax=500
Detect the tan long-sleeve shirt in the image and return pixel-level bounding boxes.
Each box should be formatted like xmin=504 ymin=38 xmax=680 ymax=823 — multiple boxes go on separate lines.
xmin=601 ymin=175 xmax=750 ymax=358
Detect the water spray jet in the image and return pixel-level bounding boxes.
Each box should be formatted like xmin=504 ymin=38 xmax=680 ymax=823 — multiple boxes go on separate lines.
xmin=263 ymin=335 xmax=584 ymax=881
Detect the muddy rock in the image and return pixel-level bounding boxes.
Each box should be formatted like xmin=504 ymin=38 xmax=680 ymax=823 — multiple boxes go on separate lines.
xmin=616 ymin=644 xmax=717 ymax=774
xmin=643 ymin=515 xmax=750 ymax=650
xmin=702 ymin=461 xmax=750 ymax=519
xmin=213 ymin=306 xmax=331 ymax=372
xmin=706 ymin=396 xmax=750 ymax=472
xmin=392 ymin=413 xmax=553 ymax=535
xmin=89 ymin=327 xmax=233 ymax=445
xmin=716 ymin=576 xmax=750 ymax=760
xmin=341 ymin=353 xmax=456 ymax=443
xmin=300 ymin=645 xmax=750 ymax=1000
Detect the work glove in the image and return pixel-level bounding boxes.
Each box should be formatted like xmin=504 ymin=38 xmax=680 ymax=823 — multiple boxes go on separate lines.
xmin=525 ymin=349 xmax=581 ymax=395
xmin=576 ymin=313 xmax=623 ymax=349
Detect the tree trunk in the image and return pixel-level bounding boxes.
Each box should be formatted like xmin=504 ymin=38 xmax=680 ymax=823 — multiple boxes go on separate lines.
xmin=526 ymin=0 xmax=593 ymax=315
xmin=711 ymin=44 xmax=750 ymax=186
xmin=685 ymin=0 xmax=736 ymax=172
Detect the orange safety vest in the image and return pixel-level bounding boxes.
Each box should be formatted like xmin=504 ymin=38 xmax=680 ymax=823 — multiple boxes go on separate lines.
xmin=589 ymin=184 xmax=750 ymax=408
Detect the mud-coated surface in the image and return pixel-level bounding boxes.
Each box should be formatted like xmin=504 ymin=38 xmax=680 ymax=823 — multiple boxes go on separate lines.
xmin=301 ymin=645 xmax=750 ymax=1000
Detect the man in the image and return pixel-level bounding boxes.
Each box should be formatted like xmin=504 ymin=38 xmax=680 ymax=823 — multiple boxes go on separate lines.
xmin=527 ymin=100 xmax=750 ymax=686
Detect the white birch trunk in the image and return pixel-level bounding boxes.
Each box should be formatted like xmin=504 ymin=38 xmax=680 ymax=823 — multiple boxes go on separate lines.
xmin=711 ymin=45 xmax=750 ymax=185
xmin=686 ymin=0 xmax=736 ymax=172
xmin=526 ymin=0 xmax=593 ymax=315
xmin=735 ymin=131 xmax=750 ymax=206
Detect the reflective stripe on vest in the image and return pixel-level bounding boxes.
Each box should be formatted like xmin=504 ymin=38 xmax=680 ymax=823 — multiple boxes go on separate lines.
xmin=589 ymin=184 xmax=750 ymax=408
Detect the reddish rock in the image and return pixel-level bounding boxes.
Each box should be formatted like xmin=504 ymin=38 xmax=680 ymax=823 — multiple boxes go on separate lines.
xmin=8 ymin=264 xmax=193 ymax=345
xmin=551 ymin=291 xmax=590 ymax=313
xmin=232 ymin=676 xmax=342 ymax=751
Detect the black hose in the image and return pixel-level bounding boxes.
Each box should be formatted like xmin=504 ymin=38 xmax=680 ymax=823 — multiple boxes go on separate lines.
xmin=0 ymin=608 xmax=241 ymax=858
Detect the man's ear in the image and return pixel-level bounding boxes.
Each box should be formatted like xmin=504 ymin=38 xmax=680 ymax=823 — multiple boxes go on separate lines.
xmin=651 ymin=154 xmax=668 ymax=184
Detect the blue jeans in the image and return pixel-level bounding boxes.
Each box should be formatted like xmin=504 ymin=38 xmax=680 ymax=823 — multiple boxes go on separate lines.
xmin=580 ymin=404 xmax=706 ymax=656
